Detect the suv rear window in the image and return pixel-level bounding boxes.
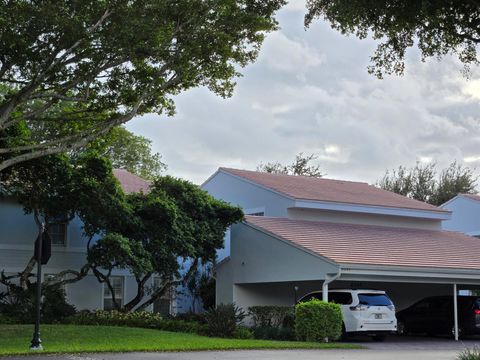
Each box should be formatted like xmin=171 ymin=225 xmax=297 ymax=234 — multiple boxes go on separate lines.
xmin=358 ymin=293 xmax=393 ymax=306
xmin=329 ymin=292 xmax=353 ymax=305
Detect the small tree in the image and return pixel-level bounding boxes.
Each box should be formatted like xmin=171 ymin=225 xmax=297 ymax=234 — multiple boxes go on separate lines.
xmin=257 ymin=153 xmax=324 ymax=177
xmin=378 ymin=161 xmax=477 ymax=206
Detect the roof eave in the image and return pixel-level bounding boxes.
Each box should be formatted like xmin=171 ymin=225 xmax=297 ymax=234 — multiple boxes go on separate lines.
xmin=293 ymin=199 xmax=451 ymax=220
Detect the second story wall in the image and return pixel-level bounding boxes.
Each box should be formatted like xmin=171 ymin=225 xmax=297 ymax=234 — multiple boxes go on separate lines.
xmin=202 ymin=171 xmax=294 ymax=217
xmin=442 ymin=196 xmax=480 ymax=235
xmin=288 ymin=208 xmax=443 ymax=230
xmin=202 ymin=171 xmax=294 ymax=260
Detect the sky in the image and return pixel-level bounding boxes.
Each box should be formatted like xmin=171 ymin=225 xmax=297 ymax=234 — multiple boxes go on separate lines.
xmin=126 ymin=0 xmax=480 ymax=185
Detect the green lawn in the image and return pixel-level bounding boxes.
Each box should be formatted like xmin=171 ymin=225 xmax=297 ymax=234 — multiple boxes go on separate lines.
xmin=0 ymin=325 xmax=361 ymax=356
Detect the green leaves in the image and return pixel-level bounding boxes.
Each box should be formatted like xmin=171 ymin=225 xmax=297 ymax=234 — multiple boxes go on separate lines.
xmin=305 ymin=0 xmax=480 ymax=77
xmin=378 ymin=161 xmax=478 ymax=206
xmin=0 ymin=0 xmax=286 ymax=170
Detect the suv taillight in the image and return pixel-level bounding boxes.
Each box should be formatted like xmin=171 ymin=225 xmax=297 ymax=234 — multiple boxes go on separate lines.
xmin=388 ymin=305 xmax=395 ymax=311
xmin=350 ymin=304 xmax=369 ymax=311
xmin=474 ymin=309 xmax=480 ymax=315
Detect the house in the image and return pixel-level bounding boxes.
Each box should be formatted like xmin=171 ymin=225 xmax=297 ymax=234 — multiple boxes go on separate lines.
xmin=202 ymin=168 xmax=480 ymax=338
xmin=0 ymin=169 xmax=183 ymax=315
xmin=441 ymin=193 xmax=480 ymax=237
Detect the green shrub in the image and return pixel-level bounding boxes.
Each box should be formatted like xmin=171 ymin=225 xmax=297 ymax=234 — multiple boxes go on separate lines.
xmin=66 ymin=310 xmax=207 ymax=335
xmin=295 ymin=299 xmax=342 ymax=342
xmin=0 ymin=314 xmax=16 ymax=324
xmin=204 ymin=303 xmax=246 ymax=338
xmin=458 ymin=347 xmax=480 ymax=360
xmin=174 ymin=311 xmax=207 ymax=324
xmin=248 ymin=306 xmax=294 ymax=328
xmin=233 ymin=326 xmax=254 ymax=339
xmin=0 ymin=283 xmax=75 ymax=323
xmin=253 ymin=326 xmax=296 ymax=341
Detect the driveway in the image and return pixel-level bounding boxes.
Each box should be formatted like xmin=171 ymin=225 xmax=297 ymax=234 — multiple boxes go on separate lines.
xmin=4 ymin=336 xmax=480 ymax=360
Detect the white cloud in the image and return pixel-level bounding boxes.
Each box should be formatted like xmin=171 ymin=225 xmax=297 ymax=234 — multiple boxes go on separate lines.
xmin=127 ymin=7 xmax=480 ymax=185
xmin=259 ymin=32 xmax=325 ymax=73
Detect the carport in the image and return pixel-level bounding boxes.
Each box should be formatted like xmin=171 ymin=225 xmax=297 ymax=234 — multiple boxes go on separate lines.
xmin=216 ymin=216 xmax=480 ymax=341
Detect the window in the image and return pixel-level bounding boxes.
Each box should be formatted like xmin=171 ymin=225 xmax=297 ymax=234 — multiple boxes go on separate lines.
xmin=103 ymin=276 xmax=123 ymax=310
xmin=358 ymin=293 xmax=393 ymax=306
xmin=48 ymin=221 xmax=67 ymax=246
xmin=329 ymin=292 xmax=353 ymax=305
xmin=153 ymin=278 xmax=174 ymax=316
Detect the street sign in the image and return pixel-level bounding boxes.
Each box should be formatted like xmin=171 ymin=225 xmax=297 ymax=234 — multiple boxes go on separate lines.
xmin=34 ymin=231 xmax=52 ymax=265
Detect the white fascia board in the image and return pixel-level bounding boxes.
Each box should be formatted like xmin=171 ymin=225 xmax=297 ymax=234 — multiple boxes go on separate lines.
xmin=293 ymin=199 xmax=451 ymax=220
xmin=340 ymin=263 xmax=480 ymax=280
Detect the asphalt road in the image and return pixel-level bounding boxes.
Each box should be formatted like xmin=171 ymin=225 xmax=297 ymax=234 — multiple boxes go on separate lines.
xmin=4 ymin=336 xmax=480 ymax=360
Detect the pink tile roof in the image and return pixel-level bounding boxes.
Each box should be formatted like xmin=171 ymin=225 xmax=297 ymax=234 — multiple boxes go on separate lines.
xmin=220 ymin=168 xmax=447 ymax=213
xmin=460 ymin=193 xmax=480 ymax=202
xmin=244 ymin=216 xmax=480 ymax=270
xmin=113 ymin=169 xmax=151 ymax=194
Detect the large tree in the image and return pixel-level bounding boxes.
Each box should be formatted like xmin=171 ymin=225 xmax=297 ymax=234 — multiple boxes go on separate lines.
xmin=257 ymin=152 xmax=324 ymax=177
xmin=305 ymin=1 xmax=480 ymax=78
xmin=0 ymin=152 xmax=125 ymax=289
xmin=0 ymin=0 xmax=285 ymax=171
xmin=378 ymin=161 xmax=478 ymax=206
xmin=84 ymin=176 xmax=244 ymax=311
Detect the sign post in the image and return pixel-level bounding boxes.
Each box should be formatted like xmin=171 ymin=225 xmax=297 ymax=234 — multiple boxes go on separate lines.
xmin=30 ymin=226 xmax=51 ymax=351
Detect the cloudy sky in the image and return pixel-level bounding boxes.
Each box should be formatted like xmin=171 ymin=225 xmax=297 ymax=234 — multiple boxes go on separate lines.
xmin=126 ymin=0 xmax=480 ymax=185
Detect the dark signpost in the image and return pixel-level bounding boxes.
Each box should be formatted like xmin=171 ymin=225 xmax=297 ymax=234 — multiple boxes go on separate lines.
xmin=30 ymin=226 xmax=52 ymax=351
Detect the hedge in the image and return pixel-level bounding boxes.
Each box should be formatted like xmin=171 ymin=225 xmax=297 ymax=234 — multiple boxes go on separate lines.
xmin=65 ymin=310 xmax=207 ymax=335
xmin=248 ymin=306 xmax=294 ymax=328
xmin=295 ymin=299 xmax=343 ymax=342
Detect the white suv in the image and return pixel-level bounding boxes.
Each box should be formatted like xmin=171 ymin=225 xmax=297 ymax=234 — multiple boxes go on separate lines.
xmin=298 ymin=289 xmax=397 ymax=341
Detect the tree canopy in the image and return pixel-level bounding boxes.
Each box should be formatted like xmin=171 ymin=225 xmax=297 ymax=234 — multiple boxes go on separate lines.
xmin=0 ymin=0 xmax=285 ymax=171
xmin=377 ymin=161 xmax=478 ymax=206
xmin=305 ymin=0 xmax=480 ymax=78
xmin=91 ymin=126 xmax=166 ymax=180
xmin=257 ymin=152 xmax=324 ymax=177
xmin=86 ymin=175 xmax=244 ymax=311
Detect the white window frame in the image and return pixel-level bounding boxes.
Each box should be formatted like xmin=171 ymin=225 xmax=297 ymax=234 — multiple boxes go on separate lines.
xmin=47 ymin=221 xmax=68 ymax=247
xmin=153 ymin=277 xmax=176 ymax=316
xmin=103 ymin=276 xmax=124 ymax=310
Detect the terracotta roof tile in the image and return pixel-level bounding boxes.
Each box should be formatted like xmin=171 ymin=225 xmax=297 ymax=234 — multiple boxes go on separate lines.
xmin=460 ymin=193 xmax=480 ymax=202
xmin=220 ymin=168 xmax=447 ymax=213
xmin=113 ymin=169 xmax=151 ymax=194
xmin=244 ymin=216 xmax=480 ymax=270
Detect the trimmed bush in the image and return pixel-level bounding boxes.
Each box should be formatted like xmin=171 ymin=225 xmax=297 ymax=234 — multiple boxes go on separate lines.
xmin=295 ymin=299 xmax=342 ymax=342
xmin=204 ymin=303 xmax=246 ymax=338
xmin=253 ymin=326 xmax=296 ymax=341
xmin=0 ymin=283 xmax=75 ymax=323
xmin=233 ymin=326 xmax=254 ymax=339
xmin=66 ymin=310 xmax=207 ymax=335
xmin=248 ymin=306 xmax=294 ymax=328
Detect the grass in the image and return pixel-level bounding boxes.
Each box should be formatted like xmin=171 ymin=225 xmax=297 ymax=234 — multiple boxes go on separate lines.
xmin=0 ymin=325 xmax=361 ymax=356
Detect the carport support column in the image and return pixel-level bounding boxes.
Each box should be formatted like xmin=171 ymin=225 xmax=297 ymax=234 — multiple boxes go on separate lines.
xmin=454 ymin=283 xmax=459 ymax=341
xmin=322 ymin=281 xmax=328 ymax=302
xmin=322 ymin=270 xmax=341 ymax=303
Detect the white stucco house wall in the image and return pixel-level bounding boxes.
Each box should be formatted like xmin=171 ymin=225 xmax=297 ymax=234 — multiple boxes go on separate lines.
xmin=441 ymin=194 xmax=480 ymax=237
xmin=0 ymin=169 xmax=189 ymax=315
xmin=201 ymin=168 xmax=480 ymax=321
